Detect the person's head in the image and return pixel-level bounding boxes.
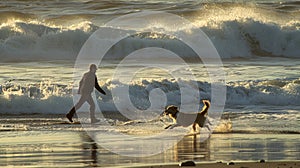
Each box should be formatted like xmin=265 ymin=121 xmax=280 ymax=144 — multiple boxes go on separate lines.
xmin=89 ymin=64 xmax=97 ymax=73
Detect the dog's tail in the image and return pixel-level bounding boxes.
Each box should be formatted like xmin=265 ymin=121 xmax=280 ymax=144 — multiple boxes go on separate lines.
xmin=201 ymin=100 xmax=210 ymax=115
xmin=203 ymin=100 xmax=210 ymax=109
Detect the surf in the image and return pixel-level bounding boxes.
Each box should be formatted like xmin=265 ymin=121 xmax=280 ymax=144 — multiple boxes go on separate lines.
xmin=0 ymin=77 xmax=299 ymax=114
xmin=0 ymin=1 xmax=299 ymax=62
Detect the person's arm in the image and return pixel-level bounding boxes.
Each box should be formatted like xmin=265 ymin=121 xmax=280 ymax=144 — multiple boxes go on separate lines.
xmin=95 ymin=76 xmax=106 ymax=95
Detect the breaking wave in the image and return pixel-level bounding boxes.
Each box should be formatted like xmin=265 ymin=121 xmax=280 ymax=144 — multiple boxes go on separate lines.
xmin=0 ymin=2 xmax=299 ymax=62
xmin=0 ymin=78 xmax=299 ymax=114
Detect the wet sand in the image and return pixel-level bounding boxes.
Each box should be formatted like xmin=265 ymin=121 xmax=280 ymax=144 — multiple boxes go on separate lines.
xmin=132 ymin=161 xmax=300 ymax=168
xmin=0 ymin=114 xmax=299 ymax=167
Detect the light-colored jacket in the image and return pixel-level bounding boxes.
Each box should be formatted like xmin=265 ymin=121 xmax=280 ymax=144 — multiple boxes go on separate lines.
xmin=78 ymin=71 xmax=96 ymax=94
xmin=78 ymin=71 xmax=106 ymax=95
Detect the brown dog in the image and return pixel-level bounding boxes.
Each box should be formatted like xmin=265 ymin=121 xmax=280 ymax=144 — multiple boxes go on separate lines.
xmin=161 ymin=100 xmax=210 ymax=131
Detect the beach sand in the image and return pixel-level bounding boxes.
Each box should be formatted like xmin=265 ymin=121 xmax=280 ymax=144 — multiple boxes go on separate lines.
xmin=0 ymin=114 xmax=299 ymax=168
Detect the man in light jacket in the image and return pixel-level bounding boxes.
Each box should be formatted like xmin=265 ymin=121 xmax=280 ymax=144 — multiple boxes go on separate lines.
xmin=66 ymin=64 xmax=106 ymax=123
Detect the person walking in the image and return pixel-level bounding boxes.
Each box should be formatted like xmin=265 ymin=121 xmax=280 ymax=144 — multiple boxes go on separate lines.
xmin=66 ymin=64 xmax=106 ymax=123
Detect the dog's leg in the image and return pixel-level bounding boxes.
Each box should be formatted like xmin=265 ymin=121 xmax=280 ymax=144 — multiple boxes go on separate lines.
xmin=169 ymin=123 xmax=179 ymax=129
xmin=164 ymin=124 xmax=173 ymax=129
xmin=165 ymin=123 xmax=179 ymax=129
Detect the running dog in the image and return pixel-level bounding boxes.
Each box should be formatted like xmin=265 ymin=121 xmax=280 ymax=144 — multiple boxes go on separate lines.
xmin=161 ymin=100 xmax=210 ymax=132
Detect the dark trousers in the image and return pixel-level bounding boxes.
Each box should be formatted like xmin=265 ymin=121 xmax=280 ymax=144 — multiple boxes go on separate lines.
xmin=68 ymin=94 xmax=96 ymax=119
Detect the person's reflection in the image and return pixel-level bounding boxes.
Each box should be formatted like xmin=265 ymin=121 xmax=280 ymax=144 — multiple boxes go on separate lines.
xmin=90 ymin=140 xmax=98 ymax=166
xmin=81 ymin=133 xmax=98 ymax=167
xmin=193 ymin=134 xmax=197 ymax=151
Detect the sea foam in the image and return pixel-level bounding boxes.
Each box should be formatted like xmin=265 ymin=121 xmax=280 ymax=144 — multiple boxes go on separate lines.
xmin=0 ymin=16 xmax=299 ymax=61
xmin=0 ymin=78 xmax=299 ymax=114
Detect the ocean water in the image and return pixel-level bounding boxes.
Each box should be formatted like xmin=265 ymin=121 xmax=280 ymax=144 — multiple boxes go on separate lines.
xmin=0 ymin=0 xmax=299 ymax=136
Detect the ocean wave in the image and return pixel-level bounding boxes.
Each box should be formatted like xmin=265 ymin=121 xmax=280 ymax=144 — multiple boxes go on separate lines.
xmin=0 ymin=1 xmax=300 ymax=61
xmin=0 ymin=78 xmax=299 ymax=114
xmin=203 ymin=19 xmax=300 ymax=58
xmin=227 ymin=78 xmax=300 ymax=106
xmin=0 ymin=11 xmax=36 ymax=23
xmin=1 ymin=1 xmax=300 ymax=62
xmin=0 ymin=20 xmax=95 ymax=61
xmin=0 ymin=16 xmax=299 ymax=62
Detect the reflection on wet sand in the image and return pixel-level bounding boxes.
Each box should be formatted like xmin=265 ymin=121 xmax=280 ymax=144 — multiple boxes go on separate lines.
xmin=0 ymin=130 xmax=299 ymax=167
xmin=80 ymin=134 xmax=98 ymax=167
xmin=79 ymin=132 xmax=210 ymax=166
xmin=79 ymin=132 xmax=300 ymax=167
xmin=79 ymin=133 xmax=213 ymax=166
xmin=173 ymin=134 xmax=211 ymax=161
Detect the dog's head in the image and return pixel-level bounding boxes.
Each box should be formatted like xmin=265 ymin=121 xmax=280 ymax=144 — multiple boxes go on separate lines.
xmin=161 ymin=105 xmax=179 ymax=118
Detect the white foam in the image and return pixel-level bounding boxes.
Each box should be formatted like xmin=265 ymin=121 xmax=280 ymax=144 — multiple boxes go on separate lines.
xmin=0 ymin=78 xmax=299 ymax=114
xmin=0 ymin=17 xmax=299 ymax=62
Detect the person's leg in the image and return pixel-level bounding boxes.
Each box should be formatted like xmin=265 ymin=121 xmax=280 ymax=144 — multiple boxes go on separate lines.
xmin=74 ymin=96 xmax=87 ymax=110
xmin=66 ymin=95 xmax=87 ymax=122
xmin=86 ymin=95 xmax=99 ymax=123
xmin=66 ymin=107 xmax=75 ymax=122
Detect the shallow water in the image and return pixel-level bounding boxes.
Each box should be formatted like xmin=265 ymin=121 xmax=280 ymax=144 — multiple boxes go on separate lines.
xmin=0 ymin=129 xmax=299 ymax=168
xmin=0 ymin=114 xmax=299 ymax=167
